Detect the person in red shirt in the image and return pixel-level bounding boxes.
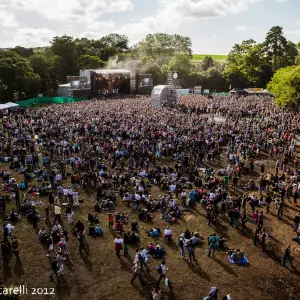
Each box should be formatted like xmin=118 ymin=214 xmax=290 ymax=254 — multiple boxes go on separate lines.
xmin=108 ymin=213 xmax=114 ymax=230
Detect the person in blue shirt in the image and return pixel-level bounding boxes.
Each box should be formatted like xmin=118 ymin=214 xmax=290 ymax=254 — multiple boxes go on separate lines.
xmin=95 ymin=224 xmax=103 ymax=237
xmin=207 ymin=233 xmax=218 ymax=257
xmin=189 ymin=190 xmax=196 ymax=206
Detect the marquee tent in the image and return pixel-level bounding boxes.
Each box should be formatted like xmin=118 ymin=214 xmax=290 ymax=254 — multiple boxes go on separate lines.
xmin=0 ymin=102 xmax=19 ymax=110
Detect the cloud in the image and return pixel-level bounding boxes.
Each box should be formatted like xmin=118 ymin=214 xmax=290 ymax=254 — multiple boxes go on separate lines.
xmin=157 ymin=0 xmax=266 ymax=20
xmin=0 ymin=10 xmax=18 ymax=28
xmin=0 ymin=0 xmax=133 ymax=23
xmin=86 ymin=20 xmax=116 ymax=31
xmin=235 ymin=25 xmax=248 ymax=32
xmin=0 ymin=0 xmax=280 ymax=49
xmin=1 ymin=28 xmax=58 ymax=48
xmin=286 ymin=30 xmax=300 ymax=35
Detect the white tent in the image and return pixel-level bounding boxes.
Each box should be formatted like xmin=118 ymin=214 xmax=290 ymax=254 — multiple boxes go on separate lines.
xmin=0 ymin=102 xmax=19 ymax=110
xmin=151 ymin=85 xmax=178 ymax=107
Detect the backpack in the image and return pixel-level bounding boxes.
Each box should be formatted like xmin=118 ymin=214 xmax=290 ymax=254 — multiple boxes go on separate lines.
xmin=12 ymin=239 xmax=19 ymax=249
xmin=157 ymin=265 xmax=162 ymax=274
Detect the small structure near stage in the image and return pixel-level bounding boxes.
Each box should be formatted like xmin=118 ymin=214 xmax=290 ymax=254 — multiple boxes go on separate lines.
xmin=151 ymin=71 xmax=179 ymax=107
xmin=151 ymin=85 xmax=178 ymax=107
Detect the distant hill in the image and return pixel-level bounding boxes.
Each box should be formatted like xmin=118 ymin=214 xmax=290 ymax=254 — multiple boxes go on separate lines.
xmin=192 ymin=54 xmax=227 ymax=63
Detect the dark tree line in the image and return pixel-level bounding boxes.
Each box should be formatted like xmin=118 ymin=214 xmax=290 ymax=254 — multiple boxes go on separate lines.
xmin=0 ymin=27 xmax=299 ymax=104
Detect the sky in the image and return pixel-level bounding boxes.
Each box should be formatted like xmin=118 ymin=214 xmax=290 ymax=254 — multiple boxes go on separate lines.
xmin=0 ymin=0 xmax=300 ymax=54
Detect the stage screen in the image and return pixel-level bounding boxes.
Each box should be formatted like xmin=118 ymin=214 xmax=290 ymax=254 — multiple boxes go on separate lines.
xmin=71 ymin=80 xmax=85 ymax=89
xmin=139 ymin=77 xmax=153 ymax=87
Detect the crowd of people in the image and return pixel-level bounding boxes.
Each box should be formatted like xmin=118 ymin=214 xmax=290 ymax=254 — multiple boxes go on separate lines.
xmin=1 ymin=93 xmax=300 ymax=299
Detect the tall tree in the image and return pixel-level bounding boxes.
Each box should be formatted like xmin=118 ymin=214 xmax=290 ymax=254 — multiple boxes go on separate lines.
xmin=29 ymin=51 xmax=62 ymax=94
xmin=223 ymin=39 xmax=261 ymax=88
xmin=0 ymin=51 xmax=40 ymax=102
xmin=163 ymin=53 xmax=192 ymax=76
xmin=267 ymin=65 xmax=300 ymax=107
xmin=50 ymin=35 xmax=78 ymax=82
xmin=264 ymin=26 xmax=288 ymax=71
xmin=200 ymin=56 xmax=215 ymax=71
xmin=137 ymin=33 xmax=192 ymax=67
xmin=11 ymin=46 xmax=34 ymax=58
xmin=77 ymin=54 xmax=106 ymax=70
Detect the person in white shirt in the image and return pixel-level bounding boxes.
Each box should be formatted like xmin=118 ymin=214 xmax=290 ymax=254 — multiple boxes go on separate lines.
xmin=55 ymin=174 xmax=62 ymax=184
xmin=139 ymin=247 xmax=149 ymax=270
xmin=5 ymin=222 xmax=15 ymax=237
xmin=170 ymin=183 xmax=176 ymax=192
xmin=54 ymin=205 xmax=61 ymax=223
xmin=114 ymin=236 xmax=123 ymax=257
xmin=164 ymin=227 xmax=172 ymax=241
xmin=52 ymin=223 xmax=62 ymax=233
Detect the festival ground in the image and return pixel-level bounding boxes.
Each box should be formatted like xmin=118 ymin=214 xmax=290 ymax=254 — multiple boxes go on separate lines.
xmin=2 ymin=145 xmax=300 ymax=300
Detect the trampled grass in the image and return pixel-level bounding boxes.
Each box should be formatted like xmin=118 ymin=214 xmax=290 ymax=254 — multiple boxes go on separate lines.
xmin=192 ymin=54 xmax=227 ymax=62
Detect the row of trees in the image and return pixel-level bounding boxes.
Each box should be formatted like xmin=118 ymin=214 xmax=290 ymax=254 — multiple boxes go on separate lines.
xmin=0 ymin=27 xmax=299 ymax=105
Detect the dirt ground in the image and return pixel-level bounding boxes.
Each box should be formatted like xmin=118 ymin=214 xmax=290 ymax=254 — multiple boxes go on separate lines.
xmin=1 ymin=149 xmax=300 ymax=300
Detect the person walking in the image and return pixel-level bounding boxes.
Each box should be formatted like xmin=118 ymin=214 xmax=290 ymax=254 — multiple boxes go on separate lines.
xmin=157 ymin=260 xmax=168 ymax=287
xmin=253 ymin=225 xmax=260 ymax=246
xmin=49 ymin=257 xmax=60 ymax=284
xmin=178 ymin=237 xmax=186 ymax=259
xmin=11 ymin=236 xmax=20 ymax=260
xmin=78 ymin=232 xmax=89 ymax=255
xmin=45 ymin=206 xmax=51 ymax=227
xmin=114 ymin=235 xmax=123 ymax=257
xmin=139 ymin=247 xmax=149 ymax=271
xmin=293 ymin=213 xmax=300 ymax=233
xmin=281 ymin=244 xmax=294 ymax=268
xmin=1 ymin=240 xmax=9 ymax=267
xmin=187 ymin=241 xmax=197 ymax=263
xmin=54 ymin=204 xmax=61 ymax=224
xmin=241 ymin=209 xmax=247 ymax=231
xmin=131 ymin=259 xmax=144 ymax=286
xmin=66 ymin=206 xmax=73 ymax=224
xmin=265 ymin=193 xmax=272 ymax=213
xmin=108 ymin=213 xmax=114 ymax=230
xmin=293 ymin=189 xmax=298 ymax=207
xmin=123 ymin=232 xmax=129 ymax=256
xmin=207 ymin=233 xmax=218 ymax=257
xmin=257 ymin=211 xmax=264 ymax=230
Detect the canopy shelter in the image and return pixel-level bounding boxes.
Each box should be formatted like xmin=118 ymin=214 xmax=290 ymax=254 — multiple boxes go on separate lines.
xmin=0 ymin=102 xmax=19 ymax=110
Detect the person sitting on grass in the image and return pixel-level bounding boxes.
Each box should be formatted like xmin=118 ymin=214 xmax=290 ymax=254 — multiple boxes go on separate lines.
xmin=228 ymin=248 xmax=245 ymax=264
xmin=152 ymin=242 xmax=166 ymax=259
xmin=146 ymin=227 xmax=161 ymax=238
xmin=38 ymin=227 xmax=50 ymax=244
xmin=7 ymin=209 xmax=20 ymax=222
xmin=131 ymin=220 xmax=139 ymax=232
xmin=86 ymin=213 xmax=99 ymax=224
xmin=87 ymin=222 xmax=103 ymax=237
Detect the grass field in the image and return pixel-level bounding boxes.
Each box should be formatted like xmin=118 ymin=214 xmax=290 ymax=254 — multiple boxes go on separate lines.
xmin=3 ymin=148 xmax=300 ymax=300
xmin=192 ymin=54 xmax=227 ymax=62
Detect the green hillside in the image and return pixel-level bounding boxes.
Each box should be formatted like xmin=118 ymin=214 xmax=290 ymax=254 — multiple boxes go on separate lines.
xmin=192 ymin=54 xmax=227 ymax=62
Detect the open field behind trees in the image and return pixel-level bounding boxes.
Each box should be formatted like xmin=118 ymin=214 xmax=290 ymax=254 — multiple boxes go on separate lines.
xmin=191 ymin=54 xmax=227 ymax=62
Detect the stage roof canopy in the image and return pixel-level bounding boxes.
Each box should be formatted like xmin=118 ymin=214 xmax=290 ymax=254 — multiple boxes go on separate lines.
xmin=59 ymin=83 xmax=71 ymax=88
xmin=94 ymin=69 xmax=130 ymax=75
